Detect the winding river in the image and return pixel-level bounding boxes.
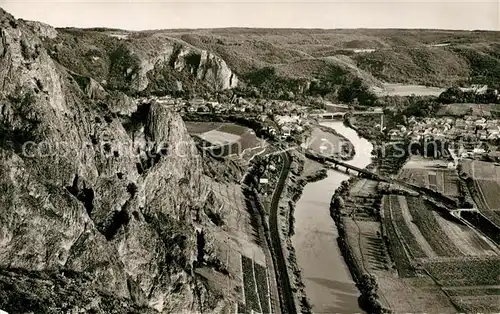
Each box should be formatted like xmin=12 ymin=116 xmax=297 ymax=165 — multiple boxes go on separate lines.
xmin=291 ymin=121 xmax=373 ymax=313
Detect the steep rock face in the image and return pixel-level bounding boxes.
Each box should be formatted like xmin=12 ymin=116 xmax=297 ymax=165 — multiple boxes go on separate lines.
xmin=196 ymin=50 xmax=238 ymax=90
xmin=0 ymin=8 xmax=229 ymax=313
xmin=131 ymin=38 xmax=238 ymax=92
xmin=43 ymin=30 xmax=238 ymax=95
xmin=23 ymin=20 xmax=58 ymax=39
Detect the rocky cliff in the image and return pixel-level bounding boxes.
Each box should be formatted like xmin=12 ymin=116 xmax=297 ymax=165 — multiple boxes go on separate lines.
xmin=0 ymin=8 xmax=235 ymax=313
xmin=39 ymin=27 xmax=238 ymax=97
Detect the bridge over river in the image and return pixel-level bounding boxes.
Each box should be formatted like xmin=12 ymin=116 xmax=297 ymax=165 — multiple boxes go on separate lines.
xmin=305 ymin=149 xmax=462 ymax=209
xmin=305 ymin=150 xmax=386 ymax=181
xmin=311 ymin=110 xmax=384 ymax=120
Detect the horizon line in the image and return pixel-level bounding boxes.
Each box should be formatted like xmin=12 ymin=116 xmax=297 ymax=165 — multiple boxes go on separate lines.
xmin=53 ymin=25 xmax=499 ymax=32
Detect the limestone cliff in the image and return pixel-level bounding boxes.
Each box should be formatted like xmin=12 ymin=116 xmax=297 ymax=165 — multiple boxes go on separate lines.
xmin=131 ymin=37 xmax=238 ymax=92
xmin=0 ymin=8 xmax=233 ymax=313
xmin=40 ymin=27 xmax=238 ymax=96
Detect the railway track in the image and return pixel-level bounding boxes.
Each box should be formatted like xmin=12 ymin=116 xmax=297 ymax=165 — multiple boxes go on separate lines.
xmin=268 ymin=151 xmax=297 ymax=314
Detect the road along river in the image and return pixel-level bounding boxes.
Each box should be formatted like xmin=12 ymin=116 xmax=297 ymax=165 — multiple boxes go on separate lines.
xmin=291 ymin=121 xmax=373 ymax=313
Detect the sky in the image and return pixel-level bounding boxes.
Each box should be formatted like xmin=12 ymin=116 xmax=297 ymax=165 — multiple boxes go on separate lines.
xmin=1 ymin=0 xmax=499 ymax=31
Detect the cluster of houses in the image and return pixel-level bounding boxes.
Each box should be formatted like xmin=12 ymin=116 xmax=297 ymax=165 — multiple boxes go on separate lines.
xmin=387 ymin=116 xmax=500 ymax=143
xmin=145 ymin=96 xmax=310 ymax=117
xmin=142 ymin=95 xmax=311 ymax=140
xmin=274 ymin=115 xmax=307 ymax=139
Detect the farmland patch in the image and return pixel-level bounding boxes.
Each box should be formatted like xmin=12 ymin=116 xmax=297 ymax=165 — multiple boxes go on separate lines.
xmin=381 ymin=196 xmax=415 ymax=277
xmin=452 ymin=295 xmax=500 ymax=313
xmin=444 ymin=286 xmax=500 ymax=296
xmin=400 ymin=166 xmax=459 ymax=198
xmin=477 ymin=180 xmax=500 ymax=210
xmin=405 ymin=197 xmax=462 ymax=257
xmin=461 ymin=211 xmax=500 ymax=245
xmin=240 ymin=255 xmax=271 ymax=314
xmin=344 ymin=219 xmax=390 ymax=273
xmin=396 ymin=195 xmax=436 ymax=258
xmin=432 ymin=210 xmax=497 ymax=256
xmin=437 ymin=103 xmax=500 ymax=117
xmin=423 ymin=257 xmax=500 ymax=287
xmin=241 ymin=255 xmax=261 ymax=313
xmin=388 ymin=196 xmax=428 ymax=259
xmin=376 ymin=275 xmax=457 ymax=313
xmin=470 ymin=160 xmax=500 ymax=181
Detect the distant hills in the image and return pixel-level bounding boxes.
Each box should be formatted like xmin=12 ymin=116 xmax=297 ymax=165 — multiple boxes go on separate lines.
xmin=42 ymin=26 xmax=500 ymax=101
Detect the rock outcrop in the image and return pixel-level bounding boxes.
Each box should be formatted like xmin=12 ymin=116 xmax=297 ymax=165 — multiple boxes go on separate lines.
xmin=0 ymin=8 xmax=232 ymax=313
xmin=41 ymin=28 xmax=238 ymax=96
xmin=130 ymin=38 xmax=239 ymax=92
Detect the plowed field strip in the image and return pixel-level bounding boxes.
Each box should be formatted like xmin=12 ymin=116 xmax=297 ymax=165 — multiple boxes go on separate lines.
xmin=397 ymin=196 xmax=437 ymax=257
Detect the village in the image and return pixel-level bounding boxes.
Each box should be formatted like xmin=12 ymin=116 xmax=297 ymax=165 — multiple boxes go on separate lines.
xmin=139 ymin=95 xmax=314 ymax=140
xmin=387 ymin=115 xmax=500 ymax=160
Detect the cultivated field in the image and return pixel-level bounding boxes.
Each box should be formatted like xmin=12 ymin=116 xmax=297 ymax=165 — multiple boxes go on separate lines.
xmin=477 ymin=180 xmax=500 ymax=210
xmin=459 ymin=159 xmax=500 ymax=226
xmin=344 ymin=219 xmax=390 ymax=274
xmin=452 ymin=295 xmax=500 ymax=313
xmin=352 ymin=164 xmax=499 ymax=314
xmin=376 ymin=275 xmax=457 ymax=313
xmin=461 ymin=159 xmax=500 ymax=181
xmin=381 ymin=196 xmax=415 ymax=277
xmin=241 ymin=255 xmax=271 ymax=314
xmin=387 ymin=195 xmax=430 ymax=259
xmin=405 ymin=197 xmax=463 ymax=257
xmin=400 ymin=157 xmax=460 ymax=198
xmin=381 ymin=194 xmax=500 ymax=313
xmin=423 ymin=257 xmax=500 ymax=287
xmin=382 ymin=193 xmax=494 ymax=259
xmin=437 ymin=103 xmax=500 ymax=117
xmin=432 ymin=209 xmax=497 ymax=256
xmin=350 ymin=179 xmax=378 ymax=197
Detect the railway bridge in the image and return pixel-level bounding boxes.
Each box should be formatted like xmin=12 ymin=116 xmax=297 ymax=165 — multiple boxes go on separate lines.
xmin=311 ymin=110 xmax=384 ymax=121
xmin=311 ymin=112 xmax=346 ymax=120
xmin=305 ymin=150 xmax=386 ymax=181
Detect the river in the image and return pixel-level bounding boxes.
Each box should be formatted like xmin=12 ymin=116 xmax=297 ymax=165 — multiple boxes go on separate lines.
xmin=291 ymin=121 xmax=373 ymax=313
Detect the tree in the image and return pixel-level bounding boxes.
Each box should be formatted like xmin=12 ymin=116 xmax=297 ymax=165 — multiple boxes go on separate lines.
xmin=340 ymin=180 xmax=350 ymax=192
xmin=338 ymin=77 xmax=376 ymax=106
xmin=333 ymin=196 xmax=345 ymax=209
xmin=438 ymin=87 xmax=464 ymax=104
xmin=359 ymin=273 xmax=378 ymax=297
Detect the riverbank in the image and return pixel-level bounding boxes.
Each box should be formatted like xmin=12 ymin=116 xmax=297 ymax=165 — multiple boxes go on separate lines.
xmin=274 ymin=126 xmax=356 ymax=313
xmin=327 ymin=118 xmax=395 ymax=314
xmin=291 ymin=122 xmax=372 ymax=313
xmin=274 ymin=151 xmax=330 ymax=313
xmin=329 ymin=178 xmax=392 ymax=314
xmin=284 ymin=156 xmax=328 ymax=313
